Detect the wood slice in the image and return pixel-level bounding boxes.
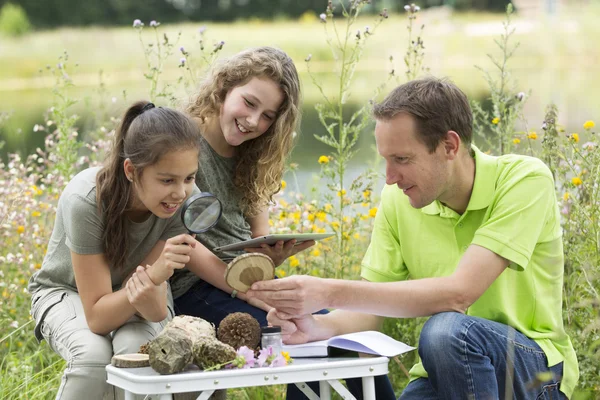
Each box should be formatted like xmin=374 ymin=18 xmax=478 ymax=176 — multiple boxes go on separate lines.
xmin=111 ymin=353 xmax=150 ymax=368
xmin=225 ymin=253 xmax=275 ymax=293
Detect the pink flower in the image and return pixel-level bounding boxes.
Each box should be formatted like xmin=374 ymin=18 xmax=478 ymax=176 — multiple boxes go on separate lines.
xmin=269 ymin=354 xmax=287 ymax=368
xmin=231 ymin=346 xmax=256 ymax=369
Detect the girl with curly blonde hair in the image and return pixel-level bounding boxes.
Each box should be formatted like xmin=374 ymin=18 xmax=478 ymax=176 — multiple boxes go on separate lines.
xmin=171 ymin=46 xmax=315 ymax=320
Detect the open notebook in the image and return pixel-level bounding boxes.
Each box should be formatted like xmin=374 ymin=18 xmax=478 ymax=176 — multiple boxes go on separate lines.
xmin=281 ymin=331 xmax=415 ymax=358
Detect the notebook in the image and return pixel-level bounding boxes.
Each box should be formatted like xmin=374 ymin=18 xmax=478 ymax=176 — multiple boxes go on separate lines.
xmin=281 ymin=330 xmax=415 ymax=358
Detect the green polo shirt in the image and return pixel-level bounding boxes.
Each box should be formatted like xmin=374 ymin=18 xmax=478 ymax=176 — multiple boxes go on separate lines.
xmin=361 ymin=147 xmax=578 ymax=398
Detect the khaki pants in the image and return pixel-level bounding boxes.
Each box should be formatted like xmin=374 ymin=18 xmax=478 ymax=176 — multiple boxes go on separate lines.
xmin=31 ymin=288 xmax=174 ymax=400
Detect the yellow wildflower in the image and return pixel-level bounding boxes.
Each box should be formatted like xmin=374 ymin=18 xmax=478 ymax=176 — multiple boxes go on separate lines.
xmin=289 ymin=256 xmax=299 ymax=268
xmin=563 ymin=192 xmax=570 ymax=201
xmin=292 ymin=211 xmax=301 ymax=222
xmin=35 ymin=263 xmax=42 ymax=270
xmin=570 ymin=133 xmax=579 ymax=143
xmin=307 ymin=214 xmax=316 ymax=222
xmin=362 ymin=190 xmax=371 ymax=199
xmin=337 ymin=189 xmax=347 ymax=197
xmin=583 ymin=120 xmax=595 ymax=130
xmin=17 ymin=225 xmax=25 ymax=234
xmin=281 ymin=180 xmax=287 ymax=189
xmin=276 ymin=269 xmax=287 ymax=277
xmin=268 ymin=219 xmax=274 ymax=227
xmin=353 ymin=233 xmax=360 ymax=239
xmin=512 ymin=138 xmax=521 ymax=145
xmin=32 ymin=211 xmax=42 ymax=217
xmin=369 ymin=207 xmax=378 ymax=218
xmin=331 ymin=221 xmax=340 ymax=230
xmin=316 ymin=211 xmax=326 ymax=222
xmin=324 ymin=203 xmax=333 ymax=212
xmin=318 ymin=155 xmax=330 ymax=164
xmin=527 ymin=132 xmax=538 ymax=140
xmin=311 ymin=249 xmax=321 ymax=257
xmin=282 ymin=351 xmax=291 ymax=363
xmin=491 ymin=117 xmax=500 ymax=125
xmin=572 ymin=177 xmax=583 ymax=186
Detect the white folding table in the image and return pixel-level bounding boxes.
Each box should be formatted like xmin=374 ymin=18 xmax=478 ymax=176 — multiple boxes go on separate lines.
xmin=106 ymin=356 xmax=389 ymax=400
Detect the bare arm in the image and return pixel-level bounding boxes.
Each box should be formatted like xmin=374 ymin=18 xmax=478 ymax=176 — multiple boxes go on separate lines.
xmin=249 ymin=244 xmax=509 ymax=318
xmin=72 ymin=253 xmax=139 ymax=335
xmin=185 ymin=240 xmax=271 ymax=311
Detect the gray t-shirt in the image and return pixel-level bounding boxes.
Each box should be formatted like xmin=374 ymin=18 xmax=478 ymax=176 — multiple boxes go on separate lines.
xmin=28 ymin=167 xmax=189 ymax=294
xmin=170 ymin=134 xmax=252 ymax=299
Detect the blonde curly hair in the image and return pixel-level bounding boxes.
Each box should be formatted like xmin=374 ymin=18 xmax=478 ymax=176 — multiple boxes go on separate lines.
xmin=187 ymin=46 xmax=301 ymax=217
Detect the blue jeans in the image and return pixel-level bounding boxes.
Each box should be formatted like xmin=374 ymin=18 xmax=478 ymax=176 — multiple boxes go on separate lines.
xmin=399 ymin=312 xmax=567 ymax=400
xmin=175 ymin=280 xmax=396 ymax=399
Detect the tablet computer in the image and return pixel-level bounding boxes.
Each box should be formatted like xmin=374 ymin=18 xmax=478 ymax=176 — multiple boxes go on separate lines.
xmin=213 ymin=233 xmax=335 ymax=252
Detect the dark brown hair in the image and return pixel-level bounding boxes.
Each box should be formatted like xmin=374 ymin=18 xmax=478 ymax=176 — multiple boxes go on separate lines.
xmin=373 ymin=77 xmax=473 ymax=153
xmin=96 ymin=101 xmax=200 ymax=271
xmin=187 ymin=46 xmax=301 ymax=216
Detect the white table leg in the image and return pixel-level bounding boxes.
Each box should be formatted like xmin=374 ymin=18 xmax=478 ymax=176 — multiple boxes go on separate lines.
xmin=319 ymin=380 xmax=332 ymax=400
xmin=195 ymin=391 xmax=215 ymax=400
xmin=362 ymin=376 xmax=375 ymax=400
xmin=124 ymin=391 xmax=136 ymax=400
xmin=293 ymin=383 xmax=321 ymax=400
xmin=157 ymin=395 xmax=173 ymax=400
xmin=327 ymin=379 xmax=356 ymax=400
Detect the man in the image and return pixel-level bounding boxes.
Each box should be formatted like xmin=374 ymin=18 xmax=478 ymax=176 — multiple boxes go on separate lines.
xmin=247 ymin=77 xmax=578 ymax=399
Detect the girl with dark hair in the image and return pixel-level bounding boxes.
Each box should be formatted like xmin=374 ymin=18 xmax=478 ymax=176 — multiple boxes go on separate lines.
xmin=28 ymin=101 xmax=231 ymax=399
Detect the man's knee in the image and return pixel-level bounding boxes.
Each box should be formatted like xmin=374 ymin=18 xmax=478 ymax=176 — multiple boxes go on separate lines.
xmin=419 ymin=312 xmax=470 ymax=359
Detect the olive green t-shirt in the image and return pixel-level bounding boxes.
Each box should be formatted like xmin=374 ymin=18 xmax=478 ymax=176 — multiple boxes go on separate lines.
xmin=361 ymin=147 xmax=578 ymax=398
xmin=169 ymin=134 xmax=252 ymax=299
xmin=29 ymin=167 xmax=190 ymax=294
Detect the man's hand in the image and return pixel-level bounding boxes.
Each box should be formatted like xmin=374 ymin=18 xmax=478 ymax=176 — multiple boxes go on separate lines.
xmin=246 ymin=275 xmax=330 ymax=317
xmin=267 ymin=308 xmax=317 ymax=344
xmin=244 ymin=240 xmax=315 ymax=267
xmin=125 ymin=266 xmax=168 ymax=322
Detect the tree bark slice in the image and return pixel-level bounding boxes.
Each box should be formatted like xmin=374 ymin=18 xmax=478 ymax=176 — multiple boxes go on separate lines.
xmin=225 ymin=253 xmax=275 ymax=293
xmin=111 ymin=353 xmax=150 ymax=368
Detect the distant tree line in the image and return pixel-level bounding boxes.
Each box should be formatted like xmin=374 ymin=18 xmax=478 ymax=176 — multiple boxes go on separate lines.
xmin=2 ymin=0 xmax=511 ymax=28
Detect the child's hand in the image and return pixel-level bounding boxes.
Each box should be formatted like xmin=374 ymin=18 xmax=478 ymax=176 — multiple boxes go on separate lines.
xmin=244 ymin=239 xmax=315 ymax=267
xmin=125 ymin=266 xmax=168 ymax=321
xmin=148 ymin=234 xmax=196 ymax=283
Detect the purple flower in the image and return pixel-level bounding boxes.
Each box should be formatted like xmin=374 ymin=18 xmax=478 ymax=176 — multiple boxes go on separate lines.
xmin=269 ymin=353 xmax=287 ymax=368
xmin=227 ymin=346 xmax=257 ymax=369
xmin=179 ymin=57 xmax=186 ymax=66
xmin=133 ymin=19 xmax=143 ymax=28
xmin=516 ymin=92 xmax=526 ymax=101
xmin=198 ymin=26 xmax=207 ymax=34
xmin=179 ymin=46 xmax=185 ymax=53
xmin=257 ymin=347 xmax=272 ymax=367
xmin=305 ymin=54 xmax=312 ymax=62
xmin=149 ymin=20 xmax=160 ymax=27
xmin=319 ymin=13 xmax=327 ymax=22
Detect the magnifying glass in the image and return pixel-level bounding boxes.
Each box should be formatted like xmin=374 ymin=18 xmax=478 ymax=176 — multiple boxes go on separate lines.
xmin=181 ymin=192 xmax=223 ymax=234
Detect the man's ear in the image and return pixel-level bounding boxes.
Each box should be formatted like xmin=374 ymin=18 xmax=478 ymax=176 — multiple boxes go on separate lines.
xmin=123 ymin=158 xmax=135 ymax=182
xmin=443 ymin=131 xmax=461 ymax=160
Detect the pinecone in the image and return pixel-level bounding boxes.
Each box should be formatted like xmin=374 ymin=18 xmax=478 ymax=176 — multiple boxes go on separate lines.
xmin=217 ymin=312 xmax=261 ymax=350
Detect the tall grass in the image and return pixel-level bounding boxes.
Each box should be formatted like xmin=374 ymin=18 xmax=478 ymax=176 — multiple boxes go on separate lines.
xmin=1 ymin=2 xmax=599 ymax=399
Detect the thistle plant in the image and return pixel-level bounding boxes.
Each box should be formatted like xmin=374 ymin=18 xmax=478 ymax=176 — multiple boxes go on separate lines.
xmin=471 ymin=3 xmax=528 ymax=155
xmin=403 ymin=4 xmax=428 ymax=81
xmin=133 ymin=19 xmax=181 ymax=105
xmin=177 ymin=27 xmax=225 ymax=93
xmin=43 ymin=51 xmax=82 ymax=182
xmin=303 ymin=0 xmax=390 ymax=279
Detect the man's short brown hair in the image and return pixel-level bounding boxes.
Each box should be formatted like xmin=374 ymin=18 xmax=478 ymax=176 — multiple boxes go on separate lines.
xmin=373 ymin=77 xmax=473 ymax=153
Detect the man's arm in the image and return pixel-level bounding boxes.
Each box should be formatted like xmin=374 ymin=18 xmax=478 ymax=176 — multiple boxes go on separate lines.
xmin=249 ymin=243 xmax=509 ymax=318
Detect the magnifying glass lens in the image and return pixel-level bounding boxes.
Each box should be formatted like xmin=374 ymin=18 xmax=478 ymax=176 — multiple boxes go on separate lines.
xmin=182 ymin=193 xmax=222 ymax=234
